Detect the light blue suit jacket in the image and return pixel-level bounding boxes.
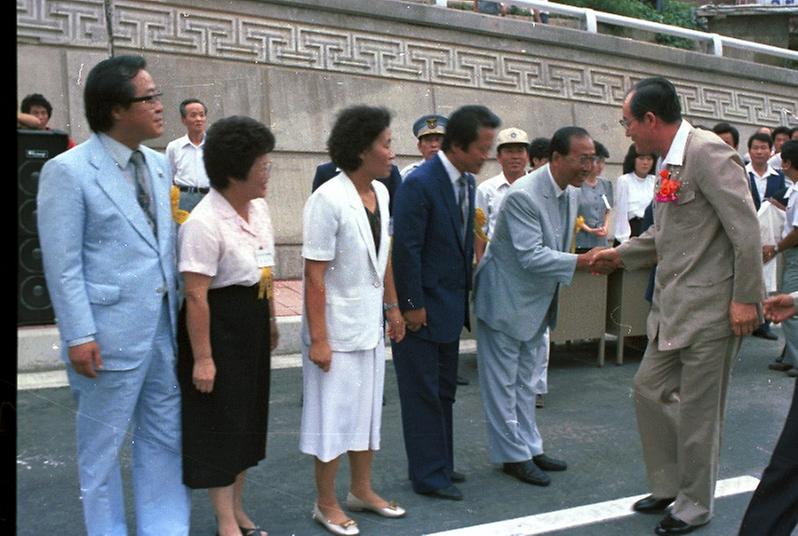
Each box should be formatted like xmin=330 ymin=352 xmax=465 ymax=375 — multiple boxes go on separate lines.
xmin=37 ymin=134 xmax=179 ymax=370
xmin=474 ymin=164 xmax=578 ymax=342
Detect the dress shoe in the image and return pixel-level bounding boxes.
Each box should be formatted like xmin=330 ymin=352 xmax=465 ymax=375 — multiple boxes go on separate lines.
xmin=502 ymin=461 xmax=551 ymax=486
xmin=239 ymin=527 xmax=267 ymax=536
xmin=535 ymin=394 xmax=544 ymax=408
xmin=788 ymin=367 xmax=798 ymax=377
xmin=632 ymin=495 xmax=675 ymax=513
xmin=346 ymin=492 xmax=405 ymax=518
xmin=655 ymin=513 xmax=703 ymax=535
xmin=769 ymin=362 xmax=792 ymax=372
xmin=533 ymin=453 xmax=567 ymax=471
xmin=456 ymin=375 xmax=469 ymax=386
xmin=418 ymin=484 xmax=463 ymax=501
xmin=450 ymin=470 xmax=466 ymax=483
xmin=312 ymin=503 xmax=359 ymax=536
xmin=752 ymin=328 xmax=778 ymax=341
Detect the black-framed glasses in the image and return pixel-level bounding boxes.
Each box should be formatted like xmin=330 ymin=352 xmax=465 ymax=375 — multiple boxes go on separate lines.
xmin=128 ymin=92 xmax=163 ymax=105
xmin=618 ymin=117 xmax=633 ymax=129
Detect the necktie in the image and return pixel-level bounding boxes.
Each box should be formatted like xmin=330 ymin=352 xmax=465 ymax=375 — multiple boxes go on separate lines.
xmin=559 ymin=193 xmax=569 ymax=250
xmin=457 ymin=175 xmax=468 ymax=240
xmin=130 ymin=150 xmax=157 ymax=234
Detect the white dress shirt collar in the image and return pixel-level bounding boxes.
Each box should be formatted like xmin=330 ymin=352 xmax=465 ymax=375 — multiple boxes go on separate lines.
xmin=546 ymin=164 xmax=566 ymax=198
xmin=659 ymin=119 xmax=693 ymax=171
xmin=98 ymin=132 xmax=139 ymax=168
xmin=437 ymin=150 xmax=467 ymax=188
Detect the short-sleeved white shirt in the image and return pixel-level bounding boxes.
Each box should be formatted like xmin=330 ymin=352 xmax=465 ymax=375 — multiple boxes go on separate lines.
xmin=166 ymin=134 xmax=210 ymax=188
xmin=783 ymin=184 xmax=798 ymax=240
xmin=178 ymin=188 xmax=275 ymax=288
xmin=476 ymin=172 xmax=512 ymax=239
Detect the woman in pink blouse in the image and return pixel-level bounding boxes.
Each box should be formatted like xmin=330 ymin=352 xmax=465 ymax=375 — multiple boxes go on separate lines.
xmin=177 ymin=116 xmax=277 ymax=536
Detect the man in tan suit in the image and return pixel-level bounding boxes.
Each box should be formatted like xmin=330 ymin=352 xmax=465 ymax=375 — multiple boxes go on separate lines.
xmin=593 ymin=77 xmax=762 ymax=535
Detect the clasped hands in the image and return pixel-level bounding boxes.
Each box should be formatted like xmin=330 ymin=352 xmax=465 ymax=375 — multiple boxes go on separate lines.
xmin=576 ymin=247 xmax=622 ymax=275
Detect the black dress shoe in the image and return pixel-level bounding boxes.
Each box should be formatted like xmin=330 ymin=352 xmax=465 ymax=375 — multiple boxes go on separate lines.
xmin=633 ymin=495 xmax=676 ymax=513
xmin=456 ymin=375 xmax=469 ymax=386
xmin=533 ymin=453 xmax=567 ymax=471
xmin=502 ymin=461 xmax=550 ymax=486
xmin=752 ymin=328 xmax=778 ymax=340
xmin=769 ymin=362 xmax=792 ymax=372
xmin=418 ymin=484 xmax=463 ymax=501
xmin=655 ymin=513 xmax=703 ymax=535
xmin=450 ymin=470 xmax=466 ymax=483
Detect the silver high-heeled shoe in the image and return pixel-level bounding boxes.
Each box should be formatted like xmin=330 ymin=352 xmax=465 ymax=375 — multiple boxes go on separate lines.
xmin=312 ymin=503 xmax=360 ymax=536
xmin=346 ymin=492 xmax=406 ymax=518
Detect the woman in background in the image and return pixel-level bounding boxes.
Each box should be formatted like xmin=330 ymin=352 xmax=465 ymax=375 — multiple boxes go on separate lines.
xmin=575 ymin=141 xmax=613 ymax=253
xmin=613 ymin=144 xmax=657 ymax=245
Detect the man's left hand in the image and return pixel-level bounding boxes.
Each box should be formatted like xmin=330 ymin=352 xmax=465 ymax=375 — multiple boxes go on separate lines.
xmin=729 ymin=301 xmax=759 ymax=337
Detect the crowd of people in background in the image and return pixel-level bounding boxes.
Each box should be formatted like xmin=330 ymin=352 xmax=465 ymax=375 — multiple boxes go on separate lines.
xmin=25 ymin=52 xmax=798 ymax=536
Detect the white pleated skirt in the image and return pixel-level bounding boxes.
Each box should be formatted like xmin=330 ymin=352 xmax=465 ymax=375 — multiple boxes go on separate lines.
xmin=299 ymin=342 xmax=385 ymax=462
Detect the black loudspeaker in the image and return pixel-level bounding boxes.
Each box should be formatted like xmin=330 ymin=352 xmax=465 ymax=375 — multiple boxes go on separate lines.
xmin=18 ymin=130 xmax=69 ymax=326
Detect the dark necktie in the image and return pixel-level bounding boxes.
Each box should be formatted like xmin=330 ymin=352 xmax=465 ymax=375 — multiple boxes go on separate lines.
xmin=559 ymin=193 xmax=569 ymax=250
xmin=457 ymin=175 xmax=468 ymax=240
xmin=130 ymin=150 xmax=157 ymax=234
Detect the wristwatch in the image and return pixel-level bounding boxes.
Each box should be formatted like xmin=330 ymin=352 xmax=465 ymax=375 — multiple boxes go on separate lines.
xmin=383 ymin=302 xmax=398 ymax=312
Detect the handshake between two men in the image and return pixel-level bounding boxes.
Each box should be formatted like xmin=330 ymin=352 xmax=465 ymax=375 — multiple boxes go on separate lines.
xmin=573 ymin=247 xmax=622 ymax=274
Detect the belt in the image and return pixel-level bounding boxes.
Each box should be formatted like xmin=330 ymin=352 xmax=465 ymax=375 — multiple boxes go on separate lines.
xmin=176 ymin=185 xmax=209 ymax=194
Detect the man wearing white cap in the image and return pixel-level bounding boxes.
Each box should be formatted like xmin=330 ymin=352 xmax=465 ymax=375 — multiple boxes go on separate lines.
xmin=400 ymin=114 xmax=447 ymax=180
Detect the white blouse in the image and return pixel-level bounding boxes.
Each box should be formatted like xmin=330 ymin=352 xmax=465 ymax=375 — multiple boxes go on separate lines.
xmin=178 ymin=188 xmax=276 ymax=289
xmin=613 ymin=171 xmax=656 ymax=243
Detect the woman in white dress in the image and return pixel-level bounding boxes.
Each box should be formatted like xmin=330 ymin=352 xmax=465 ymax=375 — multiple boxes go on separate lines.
xmin=300 ymin=105 xmax=407 ymax=536
xmin=613 ymin=143 xmax=657 ymax=244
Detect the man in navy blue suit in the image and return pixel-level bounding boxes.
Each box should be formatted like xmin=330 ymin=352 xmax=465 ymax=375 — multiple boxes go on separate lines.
xmin=312 ymin=160 xmax=402 ymax=214
xmin=391 ymin=105 xmax=500 ymax=501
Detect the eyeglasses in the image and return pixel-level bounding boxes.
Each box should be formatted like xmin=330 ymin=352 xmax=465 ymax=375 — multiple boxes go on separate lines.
xmin=128 ymin=92 xmax=163 ymax=105
xmin=261 ymin=161 xmax=273 ymax=175
xmin=618 ymin=117 xmax=633 ymax=129
xmin=569 ymin=155 xmax=600 ymax=166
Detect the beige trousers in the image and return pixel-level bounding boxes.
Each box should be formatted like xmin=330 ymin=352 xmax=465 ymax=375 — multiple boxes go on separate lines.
xmin=633 ymin=334 xmax=740 ymax=526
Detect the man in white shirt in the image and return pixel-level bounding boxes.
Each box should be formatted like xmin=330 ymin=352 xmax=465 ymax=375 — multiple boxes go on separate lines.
xmin=475 ymin=127 xmax=530 ymax=263
xmin=767 ymin=125 xmax=793 ymax=170
xmin=399 ymin=114 xmax=447 ymax=180
xmin=166 ymin=98 xmax=210 ymax=213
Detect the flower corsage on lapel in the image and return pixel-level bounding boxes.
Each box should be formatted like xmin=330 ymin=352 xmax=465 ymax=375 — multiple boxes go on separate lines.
xmin=655 ymin=166 xmax=682 ymax=203
xmin=474 ymin=207 xmax=489 ymax=242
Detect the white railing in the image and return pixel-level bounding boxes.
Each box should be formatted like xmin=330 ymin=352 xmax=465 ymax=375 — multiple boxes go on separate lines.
xmin=434 ymin=0 xmax=798 ymax=62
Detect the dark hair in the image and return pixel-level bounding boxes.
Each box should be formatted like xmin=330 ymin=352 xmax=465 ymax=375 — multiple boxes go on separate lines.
xmin=747 ymin=132 xmax=773 ymax=150
xmin=548 ymin=126 xmax=590 ymax=159
xmin=21 ymin=93 xmax=52 ymax=117
xmin=622 ymin=144 xmax=657 ymax=175
xmin=528 ymin=137 xmax=550 ymax=161
xmin=781 ymin=140 xmax=798 ymax=168
xmin=203 ymin=115 xmax=275 ymax=190
xmin=179 ymin=98 xmax=207 ymax=118
xmin=712 ymin=122 xmax=739 ymax=148
xmin=84 ymin=55 xmax=147 ymax=133
xmin=594 ymin=141 xmax=610 ymax=160
xmin=773 ymin=126 xmax=791 ymax=140
xmin=441 ymin=105 xmax=501 ymax=152
xmin=327 ymin=105 xmax=392 ymax=173
xmin=791 ymin=127 xmax=798 ymax=139
xmin=628 ymin=77 xmax=681 ymax=124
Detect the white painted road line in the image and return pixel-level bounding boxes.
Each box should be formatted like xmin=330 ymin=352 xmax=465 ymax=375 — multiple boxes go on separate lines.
xmin=427 ymin=475 xmax=761 ymax=536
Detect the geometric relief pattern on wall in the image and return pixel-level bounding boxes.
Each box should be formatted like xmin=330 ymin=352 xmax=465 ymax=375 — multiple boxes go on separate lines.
xmin=16 ymin=0 xmax=108 ymax=47
xmin=17 ymin=1 xmax=797 ymax=125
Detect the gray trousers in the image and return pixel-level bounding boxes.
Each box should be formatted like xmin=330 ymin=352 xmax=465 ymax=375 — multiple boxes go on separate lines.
xmin=477 ymin=318 xmax=547 ymax=464
xmin=780 ymin=248 xmax=798 ymax=367
xmin=634 ymin=334 xmax=740 ymax=526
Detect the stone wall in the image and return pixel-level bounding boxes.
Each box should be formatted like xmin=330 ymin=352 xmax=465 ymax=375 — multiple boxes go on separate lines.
xmin=18 ymin=0 xmax=798 ymax=278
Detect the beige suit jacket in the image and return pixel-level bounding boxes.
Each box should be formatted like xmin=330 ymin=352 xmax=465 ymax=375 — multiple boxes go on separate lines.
xmin=617 ymin=127 xmax=764 ymax=351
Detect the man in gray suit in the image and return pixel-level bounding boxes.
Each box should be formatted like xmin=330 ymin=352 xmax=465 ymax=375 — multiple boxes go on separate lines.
xmin=593 ymin=77 xmax=762 ymax=535
xmin=474 ymin=126 xmax=601 ymax=486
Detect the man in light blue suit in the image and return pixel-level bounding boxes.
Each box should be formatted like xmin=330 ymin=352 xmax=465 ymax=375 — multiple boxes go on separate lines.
xmin=392 ymin=105 xmax=500 ymax=501
xmin=37 ymin=55 xmax=190 ymax=535
xmin=474 ymin=127 xmax=600 ymax=486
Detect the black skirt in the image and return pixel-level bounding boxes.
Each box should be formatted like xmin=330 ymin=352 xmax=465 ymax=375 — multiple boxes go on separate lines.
xmin=177 ymin=284 xmax=271 ymax=489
